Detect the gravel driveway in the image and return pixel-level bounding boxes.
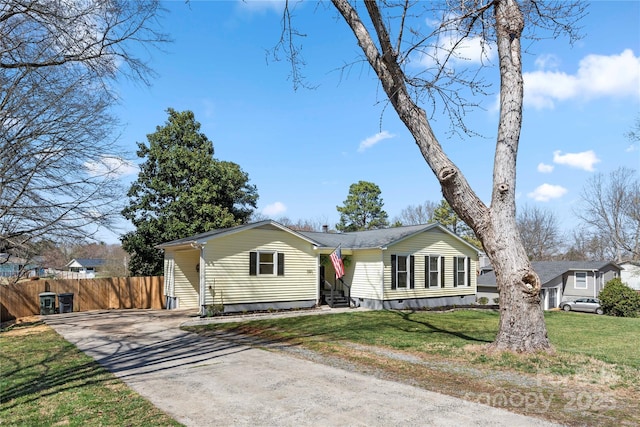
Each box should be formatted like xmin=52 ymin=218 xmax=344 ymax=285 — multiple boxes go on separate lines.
xmin=45 ymin=309 xmax=560 ymax=427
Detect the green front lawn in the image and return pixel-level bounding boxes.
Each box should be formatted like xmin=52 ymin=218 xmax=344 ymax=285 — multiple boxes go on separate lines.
xmin=0 ymin=323 xmax=182 ymax=427
xmin=545 ymin=311 xmax=640 ymax=368
xmin=185 ymin=309 xmax=640 ymax=427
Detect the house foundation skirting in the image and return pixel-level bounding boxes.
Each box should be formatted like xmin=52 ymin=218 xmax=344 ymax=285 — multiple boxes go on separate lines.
xmin=355 ymin=295 xmax=476 ymax=310
xmin=220 ymin=299 xmax=317 ymax=313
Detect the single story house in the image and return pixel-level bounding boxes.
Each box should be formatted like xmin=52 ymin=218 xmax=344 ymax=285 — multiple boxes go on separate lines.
xmin=477 ymin=261 xmax=621 ymax=310
xmin=0 ymin=253 xmax=44 ymax=279
xmin=66 ymin=258 xmax=106 ymax=276
xmin=619 ymin=261 xmax=640 ymax=291
xmin=158 ymin=220 xmax=481 ymax=314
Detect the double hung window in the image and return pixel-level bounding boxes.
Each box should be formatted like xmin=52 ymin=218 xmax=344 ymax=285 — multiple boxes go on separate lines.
xmin=249 ymin=251 xmax=285 ymax=276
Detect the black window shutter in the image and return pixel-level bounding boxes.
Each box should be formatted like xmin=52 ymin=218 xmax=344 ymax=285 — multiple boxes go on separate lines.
xmin=277 ymin=253 xmax=285 ymax=276
xmin=440 ymin=256 xmax=445 ymax=288
xmin=391 ymin=255 xmax=396 ymax=290
xmin=467 ymin=257 xmax=471 ymax=286
xmin=410 ymin=255 xmax=415 ymax=289
xmin=453 ymin=257 xmax=458 ymax=287
xmin=249 ymin=251 xmax=257 ymax=276
xmin=424 ymin=256 xmax=429 ymax=288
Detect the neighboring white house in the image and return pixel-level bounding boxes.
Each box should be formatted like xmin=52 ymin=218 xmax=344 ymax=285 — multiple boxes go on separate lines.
xmin=477 ymin=261 xmax=621 ymax=310
xmin=158 ymin=220 xmax=481 ymax=314
xmin=65 ymin=258 xmax=106 ymax=278
xmin=620 ymin=261 xmax=640 ymax=291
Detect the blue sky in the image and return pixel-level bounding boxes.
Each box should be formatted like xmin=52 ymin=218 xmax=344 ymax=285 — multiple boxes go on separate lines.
xmin=104 ymin=0 xmax=640 ymax=243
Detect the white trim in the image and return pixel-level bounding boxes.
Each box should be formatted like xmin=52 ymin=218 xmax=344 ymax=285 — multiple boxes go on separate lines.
xmin=394 ymin=254 xmax=410 ymax=289
xmin=427 ymin=254 xmax=441 ymax=288
xmin=257 ymin=251 xmax=277 ymax=276
xmin=454 ymin=256 xmax=468 ymax=287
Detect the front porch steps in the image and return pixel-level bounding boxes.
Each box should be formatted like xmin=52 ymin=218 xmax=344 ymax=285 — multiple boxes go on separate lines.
xmin=323 ymin=291 xmax=350 ymax=308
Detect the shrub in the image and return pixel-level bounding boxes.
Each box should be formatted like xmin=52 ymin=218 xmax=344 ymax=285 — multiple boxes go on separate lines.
xmin=493 ymin=297 xmax=500 ymax=305
xmin=477 ymin=297 xmax=489 ymax=305
xmin=598 ymin=278 xmax=640 ymax=317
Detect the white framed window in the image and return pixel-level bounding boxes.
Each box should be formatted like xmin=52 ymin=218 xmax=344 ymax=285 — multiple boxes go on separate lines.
xmin=454 ymin=256 xmax=468 ymax=287
xmin=575 ymin=272 xmax=587 ymax=289
xmin=426 ymin=255 xmax=441 ymax=288
xmin=249 ymin=251 xmax=285 ymax=276
xmin=259 ymin=252 xmax=275 ymax=275
xmin=391 ymin=254 xmax=414 ymax=290
xmin=396 ymin=255 xmax=408 ymax=289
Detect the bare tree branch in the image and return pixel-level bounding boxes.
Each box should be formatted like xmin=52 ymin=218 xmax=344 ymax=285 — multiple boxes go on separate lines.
xmin=0 ymin=0 xmax=167 ymax=279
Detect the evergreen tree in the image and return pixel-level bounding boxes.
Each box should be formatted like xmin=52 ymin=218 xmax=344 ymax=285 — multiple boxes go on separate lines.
xmin=433 ymin=200 xmax=482 ymax=249
xmin=336 ymin=181 xmax=389 ymax=232
xmin=121 ymin=109 xmax=258 ymax=275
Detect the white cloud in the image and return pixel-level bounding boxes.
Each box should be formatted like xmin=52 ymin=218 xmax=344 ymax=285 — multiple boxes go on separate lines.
xmin=625 ymin=144 xmax=638 ymax=153
xmin=416 ymin=14 xmax=496 ymax=69
xmin=553 ymin=150 xmax=600 ymax=172
xmin=262 ymin=202 xmax=287 ymax=217
xmin=416 ymin=33 xmax=496 ymax=69
xmin=524 ymin=49 xmax=640 ymax=109
xmin=237 ymin=0 xmax=285 ymax=13
xmin=358 ymin=130 xmax=395 ymax=152
xmin=534 ymin=54 xmax=561 ymax=71
xmin=84 ymin=156 xmax=138 ymax=178
xmin=537 ymin=163 xmax=554 ymax=173
xmin=527 ymin=184 xmax=568 ymax=202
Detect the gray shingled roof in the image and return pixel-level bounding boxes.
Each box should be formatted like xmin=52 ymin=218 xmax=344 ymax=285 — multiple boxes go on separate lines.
xmin=299 ymin=223 xmax=442 ymax=249
xmin=67 ymin=258 xmax=106 ymax=268
xmin=157 ymin=221 xmax=269 ymax=248
xmin=477 ymin=261 xmax=620 ymax=287
xmin=158 ymin=220 xmax=480 ymax=252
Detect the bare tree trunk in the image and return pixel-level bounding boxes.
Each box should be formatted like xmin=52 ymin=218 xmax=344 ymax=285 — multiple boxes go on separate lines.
xmin=332 ymin=0 xmax=551 ymax=352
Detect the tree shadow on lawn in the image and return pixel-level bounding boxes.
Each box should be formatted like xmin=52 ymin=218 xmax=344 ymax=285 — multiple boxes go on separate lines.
xmin=1 ymin=327 xmax=251 ymax=410
xmin=387 ymin=310 xmax=494 ymax=344
xmin=1 ymin=348 xmax=116 ymax=410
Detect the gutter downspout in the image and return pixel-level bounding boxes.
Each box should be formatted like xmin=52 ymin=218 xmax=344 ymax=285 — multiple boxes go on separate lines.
xmin=381 ymin=246 xmax=387 ymax=309
xmin=191 ymin=242 xmax=207 ymax=316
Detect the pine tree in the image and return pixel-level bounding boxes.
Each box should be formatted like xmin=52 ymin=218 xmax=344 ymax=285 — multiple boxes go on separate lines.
xmin=336 ymin=181 xmax=389 ymax=232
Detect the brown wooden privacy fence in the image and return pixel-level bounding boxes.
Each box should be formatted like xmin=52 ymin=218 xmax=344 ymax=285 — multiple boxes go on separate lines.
xmin=0 ymin=276 xmax=165 ymax=322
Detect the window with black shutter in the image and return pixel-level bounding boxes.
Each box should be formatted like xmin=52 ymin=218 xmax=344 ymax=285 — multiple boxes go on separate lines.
xmin=249 ymin=251 xmax=283 ymax=276
xmin=391 ymin=254 xmax=396 ymax=290
xmin=249 ymin=251 xmax=257 ymax=276
xmin=392 ymin=255 xmax=412 ymax=290
xmin=277 ymin=253 xmax=285 ymax=276
xmin=409 ymin=255 xmax=415 ymax=289
xmin=454 ymin=256 xmax=466 ymax=287
xmin=426 ymin=255 xmax=441 ymax=288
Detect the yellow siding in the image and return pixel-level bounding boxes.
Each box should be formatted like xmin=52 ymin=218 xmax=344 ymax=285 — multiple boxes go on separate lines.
xmin=350 ymin=249 xmax=384 ymax=300
xmin=383 ymin=228 xmax=478 ymax=300
xmin=203 ymin=229 xmax=317 ymax=306
xmin=173 ymin=249 xmax=200 ymax=309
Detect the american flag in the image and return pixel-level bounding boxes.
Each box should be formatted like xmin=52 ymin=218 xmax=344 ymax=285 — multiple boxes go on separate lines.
xmin=329 ymin=246 xmax=345 ymax=279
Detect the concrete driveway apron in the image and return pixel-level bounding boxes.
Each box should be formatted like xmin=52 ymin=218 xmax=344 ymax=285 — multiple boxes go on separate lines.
xmin=45 ymin=309 xmax=560 ymax=427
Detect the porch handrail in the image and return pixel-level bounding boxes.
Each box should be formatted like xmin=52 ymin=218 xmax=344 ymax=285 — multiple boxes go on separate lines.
xmin=338 ymin=277 xmax=351 ymax=302
xmin=323 ymin=278 xmax=351 ymax=308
